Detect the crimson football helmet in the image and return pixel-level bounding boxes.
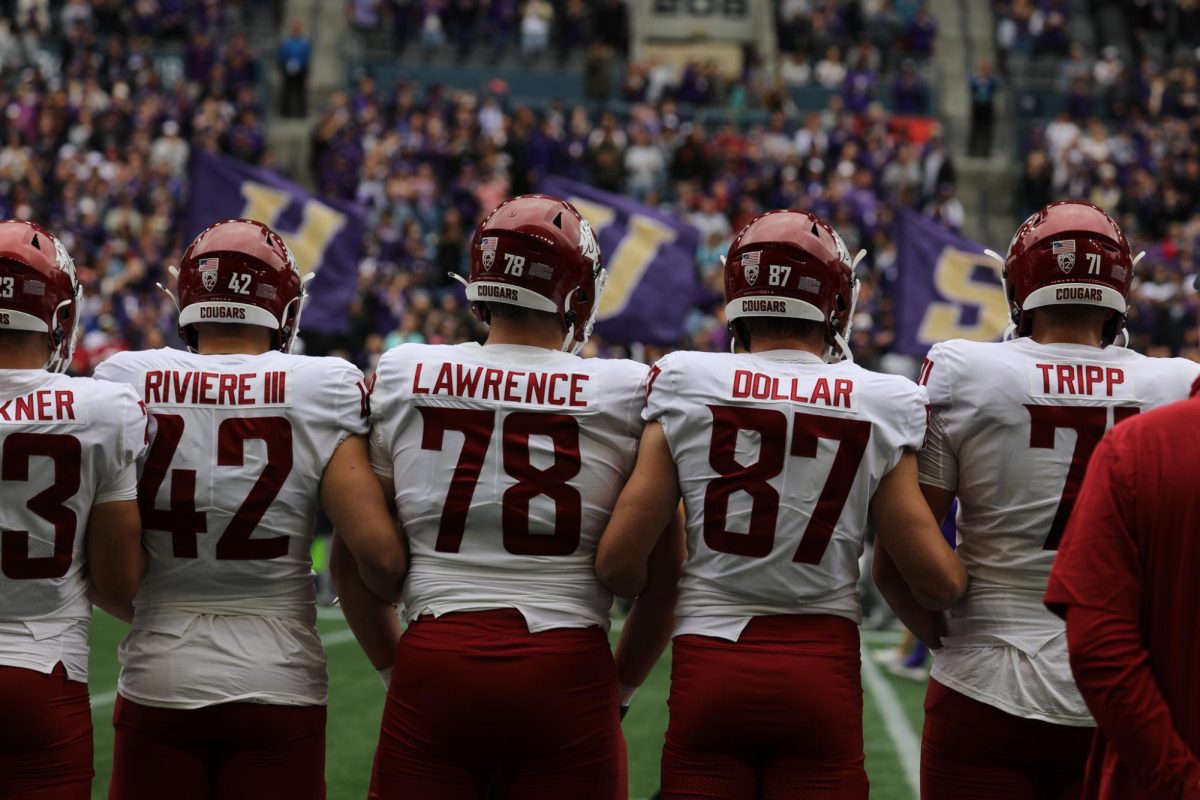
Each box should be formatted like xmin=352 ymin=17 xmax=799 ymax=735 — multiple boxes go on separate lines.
xmin=458 ymin=194 xmax=606 ymax=354
xmin=173 ymin=219 xmax=306 ymax=352
xmin=0 ymin=220 xmax=81 ymax=372
xmin=1004 ymin=200 xmax=1133 ymax=345
xmin=724 ymin=210 xmax=860 ymax=360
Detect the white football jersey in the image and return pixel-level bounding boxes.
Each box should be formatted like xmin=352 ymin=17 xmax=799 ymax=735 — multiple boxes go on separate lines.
xmin=0 ymin=369 xmax=146 ymax=682
xmin=919 ymin=337 xmax=1200 ymax=725
xmin=94 ymin=348 xmax=370 ymax=708
xmin=370 ymin=342 xmax=647 ymax=632
xmin=646 ymin=349 xmax=927 ymax=641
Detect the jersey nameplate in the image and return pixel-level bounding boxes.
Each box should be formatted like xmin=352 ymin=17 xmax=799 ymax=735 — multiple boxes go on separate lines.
xmin=1027 ymin=362 xmax=1137 ymax=402
xmin=142 ymin=369 xmax=292 ymax=408
xmin=0 ymin=389 xmax=88 ymax=424
xmin=411 ymin=362 xmax=590 ymax=409
xmin=730 ymin=369 xmax=858 ymax=413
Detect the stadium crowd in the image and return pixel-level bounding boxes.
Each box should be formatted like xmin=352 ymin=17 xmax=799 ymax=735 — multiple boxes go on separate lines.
xmin=1000 ymin=0 xmax=1200 ymax=358
xmin=0 ymin=0 xmax=1198 ymax=377
xmin=0 ymin=0 xmax=269 ymax=373
xmin=323 ymin=0 xmax=950 ymax=373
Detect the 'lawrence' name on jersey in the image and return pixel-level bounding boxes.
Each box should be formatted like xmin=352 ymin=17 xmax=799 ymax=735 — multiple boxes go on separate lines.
xmin=918 ymin=337 xmax=1200 ymax=726
xmin=646 ymin=349 xmax=928 ymax=642
xmin=94 ymin=348 xmax=369 ymax=709
xmin=370 ymin=342 xmax=647 ymax=633
xmin=0 ymin=371 xmax=146 ymax=682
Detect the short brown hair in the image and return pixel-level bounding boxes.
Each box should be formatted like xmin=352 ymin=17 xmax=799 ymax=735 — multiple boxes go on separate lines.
xmin=736 ymin=317 xmax=824 ymax=348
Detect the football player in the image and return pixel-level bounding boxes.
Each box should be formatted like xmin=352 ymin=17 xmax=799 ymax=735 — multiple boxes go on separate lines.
xmin=360 ymin=194 xmax=682 ymax=800
xmin=94 ymin=219 xmax=406 ymax=800
xmin=596 ymin=209 xmax=968 ymax=799
xmin=874 ymin=200 xmax=1200 ymax=799
xmin=0 ymin=220 xmax=147 ymax=799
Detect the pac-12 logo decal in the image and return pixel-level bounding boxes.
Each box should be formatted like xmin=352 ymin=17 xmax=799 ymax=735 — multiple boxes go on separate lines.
xmin=198 ymin=257 xmax=219 ymax=290
xmin=480 ymin=236 xmax=498 ymax=271
xmin=1053 ymin=240 xmax=1075 ymax=273
xmin=741 ymin=250 xmax=760 ymax=285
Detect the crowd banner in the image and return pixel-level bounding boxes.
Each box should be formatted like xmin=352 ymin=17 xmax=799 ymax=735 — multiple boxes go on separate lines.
xmin=186 ymin=151 xmax=367 ymax=334
xmin=892 ymin=207 xmax=1010 ymax=356
xmin=538 ymin=176 xmax=700 ymax=345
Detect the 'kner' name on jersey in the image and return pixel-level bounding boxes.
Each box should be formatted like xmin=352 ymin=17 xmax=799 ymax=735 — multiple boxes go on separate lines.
xmin=412 ymin=362 xmax=589 ymax=407
xmin=732 ymin=369 xmax=857 ymax=411
xmin=0 ymin=389 xmax=81 ymax=423
xmin=1028 ymin=361 xmax=1135 ymax=400
xmin=142 ymin=369 xmax=292 ymax=407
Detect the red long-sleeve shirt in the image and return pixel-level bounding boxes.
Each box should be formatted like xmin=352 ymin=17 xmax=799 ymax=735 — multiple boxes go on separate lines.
xmin=1045 ymin=394 xmax=1200 ymax=800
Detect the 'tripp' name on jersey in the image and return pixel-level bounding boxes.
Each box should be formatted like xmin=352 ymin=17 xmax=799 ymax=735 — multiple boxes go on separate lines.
xmin=646 ymin=349 xmax=928 ymax=642
xmin=94 ymin=348 xmax=369 ymax=708
xmin=0 ymin=371 xmax=147 ymax=681
xmin=918 ymin=336 xmax=1200 ymax=725
xmin=370 ymin=341 xmax=647 ymax=632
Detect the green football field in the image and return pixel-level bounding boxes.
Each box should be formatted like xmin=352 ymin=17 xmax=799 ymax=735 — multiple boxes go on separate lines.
xmin=85 ymin=609 xmax=925 ymax=799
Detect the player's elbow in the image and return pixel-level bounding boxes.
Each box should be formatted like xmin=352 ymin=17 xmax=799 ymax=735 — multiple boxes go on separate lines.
xmin=90 ymin=558 xmax=144 ymax=619
xmin=359 ymin=550 xmax=408 ymax=604
xmin=596 ymin=551 xmax=646 ymax=599
xmin=914 ymin=562 xmax=969 ymax=611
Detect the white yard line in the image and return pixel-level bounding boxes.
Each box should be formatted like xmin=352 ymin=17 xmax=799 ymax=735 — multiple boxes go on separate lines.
xmin=860 ymin=644 xmax=921 ymax=799
xmin=90 ymin=628 xmax=360 ymax=710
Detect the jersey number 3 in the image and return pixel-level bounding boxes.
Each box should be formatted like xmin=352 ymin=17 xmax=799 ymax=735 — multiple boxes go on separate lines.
xmin=1 ymin=433 xmax=81 ymax=579
xmin=703 ymin=405 xmax=870 ymax=564
xmin=139 ymin=414 xmax=293 ymax=560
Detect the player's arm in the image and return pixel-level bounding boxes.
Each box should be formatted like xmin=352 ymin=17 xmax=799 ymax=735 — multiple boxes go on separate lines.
xmin=321 ymin=434 xmax=407 ymax=603
xmin=596 ymin=421 xmax=682 ymax=598
xmin=87 ymin=499 xmax=144 ymax=623
xmin=329 ymin=527 xmax=402 ymax=676
xmin=870 ymin=450 xmax=967 ymax=611
xmin=1048 ymin=437 xmax=1200 ymax=797
xmin=613 ymin=509 xmax=685 ymax=709
xmin=873 ymin=483 xmax=956 ymax=646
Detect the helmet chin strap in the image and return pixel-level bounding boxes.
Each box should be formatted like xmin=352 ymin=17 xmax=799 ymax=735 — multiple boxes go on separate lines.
xmin=560 ymin=286 xmax=580 ymax=354
xmin=280 ymin=272 xmax=315 ymax=353
xmin=157 ymin=265 xmax=182 ymax=312
xmin=45 ymin=298 xmax=76 ymax=373
xmin=827 ymin=259 xmax=864 ymax=363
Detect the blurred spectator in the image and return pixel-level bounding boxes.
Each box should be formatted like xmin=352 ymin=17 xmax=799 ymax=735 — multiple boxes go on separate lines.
xmin=278 ymin=20 xmax=311 ymax=117
xmin=892 ymin=60 xmax=930 ymax=114
xmin=519 ymin=0 xmax=552 ymax=60
xmin=904 ymin=4 xmax=938 ymax=56
xmin=968 ymin=58 xmax=997 ymax=157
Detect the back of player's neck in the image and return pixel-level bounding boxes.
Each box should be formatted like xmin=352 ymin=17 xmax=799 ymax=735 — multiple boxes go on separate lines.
xmin=485 ymin=322 xmax=563 ymax=351
xmin=0 ymin=356 xmax=47 ymax=370
xmin=748 ymin=338 xmax=824 ymax=357
xmin=196 ymin=337 xmax=272 ymax=356
xmin=0 ymin=345 xmax=50 ymax=370
xmin=1030 ymin=328 xmax=1102 ymax=348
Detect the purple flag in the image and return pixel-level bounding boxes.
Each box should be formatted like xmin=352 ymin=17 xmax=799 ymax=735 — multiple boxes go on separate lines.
xmin=186 ymin=151 xmax=367 ymax=334
xmin=537 ymin=176 xmax=700 ymax=345
xmin=892 ymin=208 xmax=1010 ymax=356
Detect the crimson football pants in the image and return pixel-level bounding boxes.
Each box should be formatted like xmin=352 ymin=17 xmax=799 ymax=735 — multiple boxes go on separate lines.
xmin=108 ymin=695 xmax=326 ymax=800
xmin=0 ymin=663 xmax=92 ymax=799
xmin=660 ymin=614 xmax=868 ymax=800
xmin=921 ymin=678 xmax=1093 ymax=799
xmin=369 ymin=609 xmax=626 ymax=800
